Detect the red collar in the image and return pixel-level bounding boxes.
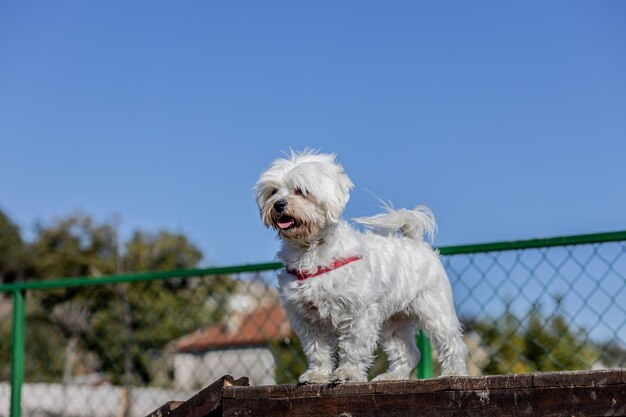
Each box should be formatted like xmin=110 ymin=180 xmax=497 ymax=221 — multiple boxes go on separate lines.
xmin=287 ymin=256 xmax=363 ymax=281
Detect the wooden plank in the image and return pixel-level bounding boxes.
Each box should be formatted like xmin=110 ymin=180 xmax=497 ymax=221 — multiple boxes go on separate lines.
xmin=155 ymin=370 xmax=626 ymax=417
xmin=372 ymin=377 xmax=452 ymax=395
xmin=448 ymin=373 xmax=533 ymax=391
xmin=532 ymin=369 xmax=623 ymax=387
xmin=224 ymin=383 xmax=323 ymax=399
xmin=223 ymin=374 xmax=530 ymax=399
xmin=225 ymin=378 xmax=450 ymax=399
xmin=145 ymin=401 xmax=183 ymax=417
xmin=222 ymin=384 xmax=626 ymax=417
xmin=320 ymin=381 xmax=376 ymax=396
xmin=165 ymin=375 xmax=249 ymax=417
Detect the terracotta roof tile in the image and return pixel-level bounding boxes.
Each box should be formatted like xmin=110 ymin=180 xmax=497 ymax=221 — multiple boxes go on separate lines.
xmin=174 ymin=304 xmax=291 ymax=352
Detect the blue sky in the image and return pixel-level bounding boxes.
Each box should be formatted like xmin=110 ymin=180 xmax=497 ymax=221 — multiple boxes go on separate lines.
xmin=1 ymin=1 xmax=625 ymax=267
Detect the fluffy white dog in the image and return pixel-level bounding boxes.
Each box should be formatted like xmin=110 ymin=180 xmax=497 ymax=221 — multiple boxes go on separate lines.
xmin=255 ymin=150 xmax=468 ymax=383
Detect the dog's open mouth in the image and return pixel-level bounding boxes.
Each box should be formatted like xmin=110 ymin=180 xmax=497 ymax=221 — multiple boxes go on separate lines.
xmin=276 ymin=215 xmax=298 ymax=230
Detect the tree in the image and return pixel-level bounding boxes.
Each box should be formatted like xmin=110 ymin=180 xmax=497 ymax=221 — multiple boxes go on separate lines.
xmin=0 ymin=209 xmax=30 ymax=283
xmin=0 ymin=209 xmax=31 ymax=379
xmin=123 ymin=230 xmax=203 ymax=272
xmin=269 ymin=332 xmax=307 ymax=384
xmin=0 ymin=212 xmax=235 ymax=386
xmin=470 ymin=300 xmax=601 ymax=374
xmin=30 ymin=214 xmax=117 ymax=281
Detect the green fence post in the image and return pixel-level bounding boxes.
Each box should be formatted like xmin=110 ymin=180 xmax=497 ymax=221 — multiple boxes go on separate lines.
xmin=10 ymin=289 xmax=26 ymax=417
xmin=416 ymin=330 xmax=433 ymax=379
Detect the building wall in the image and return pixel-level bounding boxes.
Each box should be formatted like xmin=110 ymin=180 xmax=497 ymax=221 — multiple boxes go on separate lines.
xmin=0 ymin=382 xmax=192 ymax=417
xmin=174 ymin=347 xmax=276 ymax=389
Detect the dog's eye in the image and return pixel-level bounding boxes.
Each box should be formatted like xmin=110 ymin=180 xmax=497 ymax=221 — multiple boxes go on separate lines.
xmin=270 ymin=188 xmax=278 ymax=196
xmin=295 ymin=188 xmax=305 ymax=197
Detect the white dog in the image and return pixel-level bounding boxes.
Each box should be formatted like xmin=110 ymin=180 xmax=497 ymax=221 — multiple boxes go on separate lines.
xmin=255 ymin=150 xmax=468 ymax=383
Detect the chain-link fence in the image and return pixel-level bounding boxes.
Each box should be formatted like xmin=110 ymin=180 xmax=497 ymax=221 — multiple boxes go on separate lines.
xmin=1 ymin=231 xmax=625 ymax=417
xmin=443 ymin=236 xmax=626 ymax=376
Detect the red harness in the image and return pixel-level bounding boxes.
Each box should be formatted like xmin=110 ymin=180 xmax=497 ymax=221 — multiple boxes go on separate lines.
xmin=287 ymin=256 xmax=363 ymax=281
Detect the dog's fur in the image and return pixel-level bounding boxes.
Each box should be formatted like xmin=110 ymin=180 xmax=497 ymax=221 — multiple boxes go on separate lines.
xmin=255 ymin=150 xmax=468 ymax=383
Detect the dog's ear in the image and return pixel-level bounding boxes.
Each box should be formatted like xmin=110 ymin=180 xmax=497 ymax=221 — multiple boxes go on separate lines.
xmin=299 ymin=153 xmax=354 ymax=224
xmin=254 ymin=175 xmax=278 ymax=228
xmin=324 ymin=171 xmax=354 ymax=223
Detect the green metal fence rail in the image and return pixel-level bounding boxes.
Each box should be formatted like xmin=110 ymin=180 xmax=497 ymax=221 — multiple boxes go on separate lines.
xmin=2 ymin=230 xmax=625 ymax=417
xmin=0 ymin=262 xmax=283 ymax=293
xmin=438 ymin=230 xmax=626 ymax=255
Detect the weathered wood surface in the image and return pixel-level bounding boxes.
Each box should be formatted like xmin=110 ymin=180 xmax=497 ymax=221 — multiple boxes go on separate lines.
xmin=146 ymin=401 xmax=184 ymax=417
xmin=148 ymin=369 xmax=626 ymax=417
xmin=145 ymin=375 xmax=249 ymax=417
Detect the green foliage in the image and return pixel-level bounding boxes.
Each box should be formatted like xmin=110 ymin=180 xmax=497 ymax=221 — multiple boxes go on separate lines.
xmin=0 ymin=209 xmax=30 ymax=379
xmin=0 ymin=296 xmax=13 ymax=379
xmin=30 ymin=214 xmax=118 ymax=280
xmin=0 ymin=209 xmax=30 ymax=283
xmin=81 ymin=275 xmax=236 ymax=386
xmin=268 ymin=332 xmax=307 ymax=384
xmin=472 ymin=302 xmax=601 ymax=374
xmin=124 ymin=230 xmax=203 ymax=272
xmin=0 ymin=209 xmax=235 ymax=386
xmin=369 ymin=348 xmax=390 ymax=380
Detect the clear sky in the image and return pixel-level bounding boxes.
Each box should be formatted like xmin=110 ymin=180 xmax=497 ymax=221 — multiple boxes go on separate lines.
xmin=1 ymin=1 xmax=625 ymax=267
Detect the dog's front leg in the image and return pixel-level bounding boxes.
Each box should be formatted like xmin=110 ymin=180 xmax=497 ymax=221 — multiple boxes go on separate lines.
xmin=331 ymin=305 xmax=380 ymax=383
xmin=298 ymin=321 xmax=337 ymax=384
xmin=288 ymin=312 xmax=337 ymax=384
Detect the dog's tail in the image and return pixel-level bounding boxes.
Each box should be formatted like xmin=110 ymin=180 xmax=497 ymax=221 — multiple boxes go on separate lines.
xmin=353 ymin=205 xmax=437 ymax=242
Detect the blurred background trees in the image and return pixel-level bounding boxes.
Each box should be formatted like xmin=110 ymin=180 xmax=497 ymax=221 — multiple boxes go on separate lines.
xmin=1 ymin=207 xmax=622 ymax=387
xmin=0 ymin=210 xmax=31 ymax=284
xmin=467 ymin=301 xmax=602 ymax=375
xmin=0 ymin=208 xmax=234 ymax=386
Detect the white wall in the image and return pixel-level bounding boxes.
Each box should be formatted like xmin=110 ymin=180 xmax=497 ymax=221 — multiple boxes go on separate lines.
xmin=0 ymin=382 xmax=192 ymax=417
xmin=174 ymin=347 xmax=276 ymax=389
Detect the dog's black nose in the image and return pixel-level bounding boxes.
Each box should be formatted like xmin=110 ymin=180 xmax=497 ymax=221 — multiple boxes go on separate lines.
xmin=274 ymin=199 xmax=288 ymax=213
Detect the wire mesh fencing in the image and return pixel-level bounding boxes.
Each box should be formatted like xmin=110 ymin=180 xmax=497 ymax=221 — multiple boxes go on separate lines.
xmin=0 ymin=268 xmax=303 ymax=417
xmin=444 ymin=239 xmax=626 ymax=376
xmin=1 ymin=232 xmax=625 ymax=417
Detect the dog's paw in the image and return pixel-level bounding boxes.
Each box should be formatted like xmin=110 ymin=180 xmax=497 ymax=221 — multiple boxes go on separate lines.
xmin=372 ymin=369 xmax=412 ymax=381
xmin=440 ymin=368 xmax=468 ymax=377
xmin=440 ymin=362 xmax=469 ymax=377
xmin=299 ymin=370 xmax=331 ymax=384
xmin=330 ymin=367 xmax=366 ymax=383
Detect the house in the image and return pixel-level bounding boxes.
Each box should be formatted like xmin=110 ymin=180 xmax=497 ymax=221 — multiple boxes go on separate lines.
xmin=170 ymin=300 xmax=292 ymax=388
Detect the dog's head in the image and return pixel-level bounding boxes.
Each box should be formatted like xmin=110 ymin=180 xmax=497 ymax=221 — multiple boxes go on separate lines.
xmin=255 ymin=150 xmax=354 ymax=242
